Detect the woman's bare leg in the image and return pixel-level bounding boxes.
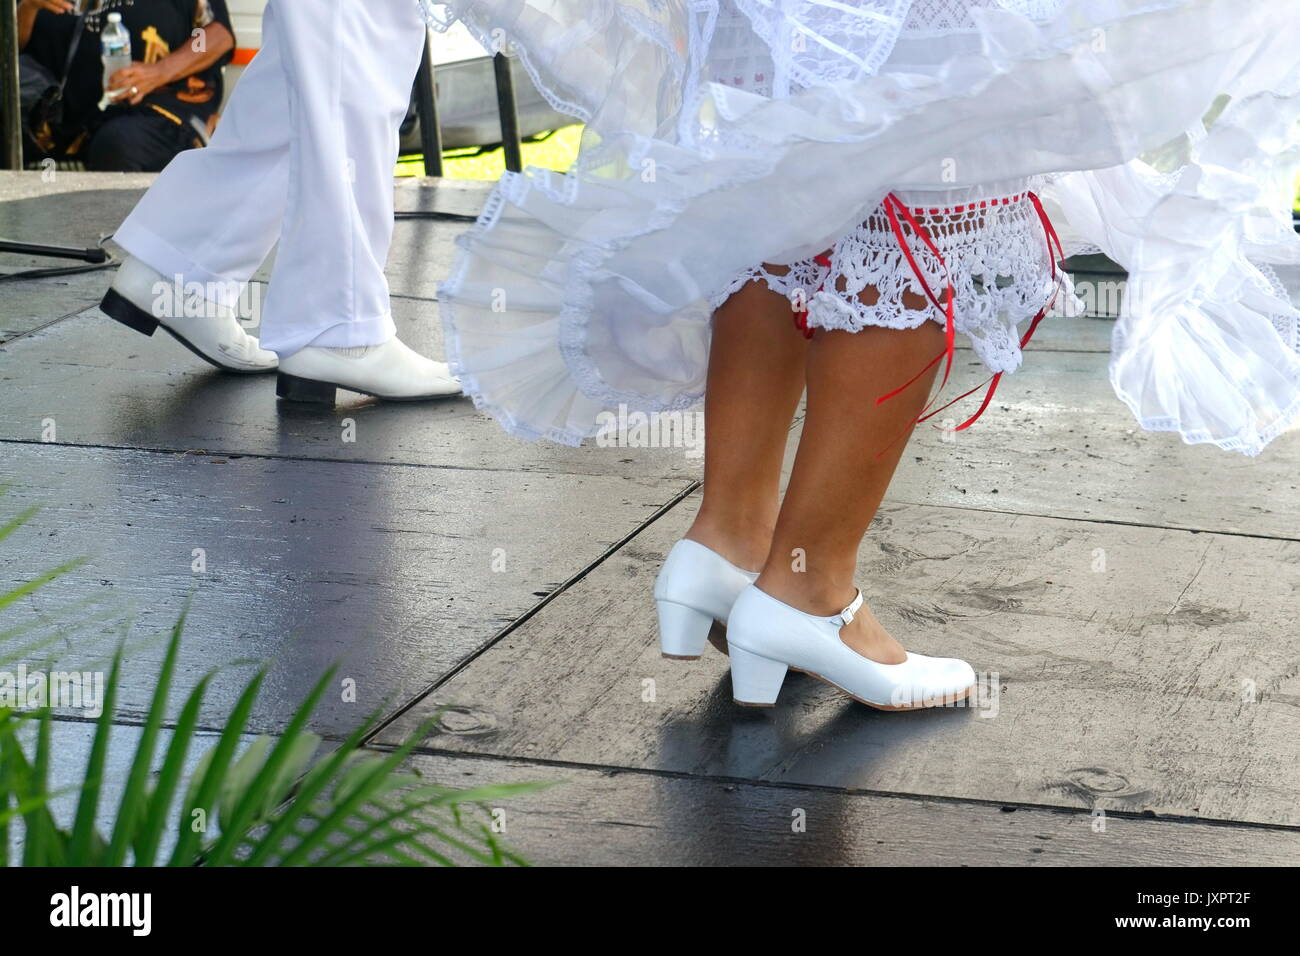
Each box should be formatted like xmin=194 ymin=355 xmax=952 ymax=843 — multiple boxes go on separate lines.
xmin=757 ymin=318 xmax=947 ymax=664
xmin=685 ymin=278 xmax=809 ymax=571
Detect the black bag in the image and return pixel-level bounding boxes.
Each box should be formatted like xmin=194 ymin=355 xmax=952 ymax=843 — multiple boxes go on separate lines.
xmin=22 ymin=13 xmax=88 ymax=158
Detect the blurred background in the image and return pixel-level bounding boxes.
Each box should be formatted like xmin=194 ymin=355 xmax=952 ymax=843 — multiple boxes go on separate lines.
xmin=227 ymin=0 xmax=584 ymax=179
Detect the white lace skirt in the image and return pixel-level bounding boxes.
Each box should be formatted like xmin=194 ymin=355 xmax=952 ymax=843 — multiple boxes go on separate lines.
xmin=704 ymin=2 xmax=1072 ymax=389
xmin=707 ymin=181 xmax=1069 ymax=376
xmin=420 ymin=0 xmax=1300 ymax=455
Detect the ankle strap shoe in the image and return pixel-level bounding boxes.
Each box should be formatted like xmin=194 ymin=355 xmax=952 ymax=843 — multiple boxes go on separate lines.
xmin=725 ymin=584 xmax=976 ymax=710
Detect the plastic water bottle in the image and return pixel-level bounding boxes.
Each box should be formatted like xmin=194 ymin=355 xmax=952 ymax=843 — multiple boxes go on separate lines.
xmin=99 ymin=13 xmax=132 ymax=111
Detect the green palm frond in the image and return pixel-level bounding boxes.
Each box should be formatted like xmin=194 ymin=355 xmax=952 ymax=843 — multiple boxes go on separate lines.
xmin=0 ymin=499 xmax=552 ymax=866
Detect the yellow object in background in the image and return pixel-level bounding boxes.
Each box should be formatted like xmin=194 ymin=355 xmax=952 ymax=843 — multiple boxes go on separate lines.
xmin=396 ymin=124 xmax=583 ymax=179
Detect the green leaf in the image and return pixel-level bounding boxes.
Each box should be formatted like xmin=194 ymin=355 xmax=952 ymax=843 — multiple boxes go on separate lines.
xmin=4 ymin=716 xmax=68 ymax=867
xmin=68 ymin=646 xmax=123 ymax=864
xmin=315 ymin=792 xmax=495 ymax=867
xmin=1 ymin=500 xmax=541 ymax=868
xmin=168 ymin=670 xmax=266 ymax=866
xmin=270 ymin=721 xmax=444 ymax=867
xmin=203 ymin=666 xmax=338 ymax=866
xmin=0 ymin=503 xmax=39 ymax=545
xmin=131 ymin=670 xmax=213 ymax=867
xmin=216 ymin=736 xmax=273 ymax=828
xmin=239 ymin=717 xmax=378 ymax=867
xmin=104 ymin=609 xmax=186 ymax=865
xmin=26 ymin=711 xmax=52 ymax=866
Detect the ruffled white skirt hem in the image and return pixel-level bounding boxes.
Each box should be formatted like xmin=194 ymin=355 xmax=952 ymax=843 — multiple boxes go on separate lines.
xmin=422 ymin=0 xmax=1300 ymax=455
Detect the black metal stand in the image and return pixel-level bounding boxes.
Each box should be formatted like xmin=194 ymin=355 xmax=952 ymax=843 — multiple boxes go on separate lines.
xmin=492 ymin=52 xmax=523 ymax=173
xmin=2 ymin=0 xmax=23 ymax=170
xmin=0 ymin=238 xmax=109 ymax=263
xmin=414 ymin=29 xmax=444 ymax=177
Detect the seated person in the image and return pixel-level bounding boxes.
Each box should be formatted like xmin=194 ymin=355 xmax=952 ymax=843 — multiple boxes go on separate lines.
xmin=17 ymin=0 xmax=235 ymax=171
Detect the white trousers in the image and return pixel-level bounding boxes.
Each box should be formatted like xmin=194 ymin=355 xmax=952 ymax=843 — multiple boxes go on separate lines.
xmin=114 ymin=0 xmax=427 ymax=355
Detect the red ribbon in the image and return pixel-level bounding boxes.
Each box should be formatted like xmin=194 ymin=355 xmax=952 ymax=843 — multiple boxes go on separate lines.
xmin=789 ymin=190 xmax=1065 ymax=457
xmin=793 ymin=252 xmax=834 ymax=339
xmin=903 ymin=191 xmax=1064 ymax=436
xmin=876 ymin=194 xmax=957 ymax=416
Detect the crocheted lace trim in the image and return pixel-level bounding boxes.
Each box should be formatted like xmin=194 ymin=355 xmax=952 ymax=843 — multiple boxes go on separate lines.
xmin=709 ymin=187 xmax=1066 ymax=373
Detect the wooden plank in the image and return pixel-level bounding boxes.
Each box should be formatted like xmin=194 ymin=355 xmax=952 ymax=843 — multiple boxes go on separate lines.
xmin=385 ymin=216 xmax=472 ymax=301
xmin=17 ymin=713 xmax=1298 ymax=864
xmin=11 ymin=289 xmax=1297 ymax=525
xmin=0 ymin=270 xmax=110 ymax=342
xmin=394 ymin=177 xmax=496 ymax=219
xmin=0 ymin=182 xmax=147 ymax=338
xmin=849 ymin=329 xmax=1300 ymax=539
xmin=0 ymin=175 xmax=482 ymax=297
xmin=16 ymin=714 xmax=1293 ymax=866
xmin=0 ymin=302 xmax=704 ymax=480
xmin=396 ymin=752 xmax=1300 ymax=865
xmin=376 ymin=494 xmax=1300 ymax=828
xmin=0 ymin=170 xmax=155 ymax=202
xmin=0 ymin=441 xmax=691 ymax=736
xmin=0 ymin=186 xmax=144 ymax=264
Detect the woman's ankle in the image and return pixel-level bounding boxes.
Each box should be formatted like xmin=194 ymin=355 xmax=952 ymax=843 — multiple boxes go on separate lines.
xmin=755 ymin=565 xmax=858 ymax=617
xmin=683 ymin=518 xmax=771 ymax=573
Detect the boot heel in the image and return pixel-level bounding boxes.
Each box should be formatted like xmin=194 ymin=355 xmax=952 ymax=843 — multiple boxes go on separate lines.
xmin=729 ymin=644 xmax=789 ymax=706
xmin=100 ymin=288 xmax=159 ymax=336
xmin=657 ymin=600 xmax=714 ymax=659
xmin=276 ymin=373 xmax=336 ymax=404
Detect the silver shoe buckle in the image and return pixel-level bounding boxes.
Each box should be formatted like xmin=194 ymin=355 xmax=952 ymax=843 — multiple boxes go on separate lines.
xmin=839 ymin=589 xmax=864 ymax=626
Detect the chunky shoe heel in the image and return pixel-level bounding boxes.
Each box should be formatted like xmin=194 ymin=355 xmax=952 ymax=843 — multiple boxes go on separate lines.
xmin=657 ymin=600 xmax=715 ymax=659
xmin=276 ymin=373 xmax=337 ymax=404
xmin=100 ymin=288 xmax=160 ymax=336
xmin=652 ymin=540 xmax=759 ymax=661
xmin=728 ymin=644 xmax=789 ymax=706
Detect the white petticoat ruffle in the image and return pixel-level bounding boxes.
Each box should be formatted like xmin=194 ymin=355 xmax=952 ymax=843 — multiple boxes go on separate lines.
xmin=419 ymin=0 xmax=1300 ymax=455
xmin=1045 ymin=90 xmax=1300 ymax=455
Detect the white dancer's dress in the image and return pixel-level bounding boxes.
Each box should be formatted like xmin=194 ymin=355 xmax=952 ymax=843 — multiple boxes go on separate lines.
xmin=418 ymin=0 xmax=1300 ymax=455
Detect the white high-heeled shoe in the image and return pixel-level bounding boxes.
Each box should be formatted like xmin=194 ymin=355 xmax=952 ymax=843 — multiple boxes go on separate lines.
xmin=100 ymin=256 xmax=278 ymax=373
xmin=726 ymin=584 xmax=977 ymax=710
xmin=653 ymin=539 xmax=759 ymax=659
xmin=276 ymin=338 xmax=461 ymax=403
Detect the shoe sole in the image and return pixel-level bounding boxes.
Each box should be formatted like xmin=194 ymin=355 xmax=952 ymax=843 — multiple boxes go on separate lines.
xmin=736 ymin=666 xmax=977 ymax=712
xmin=100 ymin=288 xmax=275 ymax=375
xmin=276 ymin=371 xmax=461 ymax=405
xmin=672 ymin=623 xmax=975 ymax=711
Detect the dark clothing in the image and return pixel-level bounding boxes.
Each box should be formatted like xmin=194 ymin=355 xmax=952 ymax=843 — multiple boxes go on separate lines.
xmin=23 ymin=0 xmax=234 ymax=169
xmin=84 ymin=108 xmax=207 ymax=172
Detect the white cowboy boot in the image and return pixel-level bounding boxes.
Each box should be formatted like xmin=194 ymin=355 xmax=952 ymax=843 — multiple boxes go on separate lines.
xmin=275 ymin=337 xmax=461 ymax=403
xmin=100 ymin=256 xmax=277 ymax=373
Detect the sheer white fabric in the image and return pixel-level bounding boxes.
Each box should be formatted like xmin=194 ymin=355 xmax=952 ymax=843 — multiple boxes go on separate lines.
xmin=418 ymin=0 xmax=1300 ymax=456
xmin=711 ymin=0 xmax=1080 ymax=380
